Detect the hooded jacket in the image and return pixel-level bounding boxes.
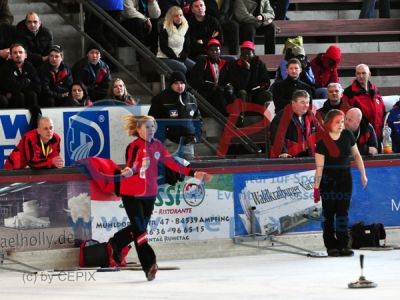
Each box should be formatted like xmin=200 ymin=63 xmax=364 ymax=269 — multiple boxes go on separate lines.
xmin=311 ymin=45 xmax=341 ymax=88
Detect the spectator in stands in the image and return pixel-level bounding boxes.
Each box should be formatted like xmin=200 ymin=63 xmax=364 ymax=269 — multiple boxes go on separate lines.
xmin=275 ymin=46 xmax=315 ymax=88
xmin=85 ymin=0 xmax=123 ymax=69
xmin=0 ymin=22 xmax=16 ymax=66
xmin=121 ymin=0 xmax=161 ymax=54
xmin=188 ymin=38 xmax=233 ymax=116
xmin=68 ymin=82 xmax=93 ymax=106
xmin=3 ymin=116 xmax=64 ymax=169
xmin=360 ymin=0 xmax=391 ymax=18
xmin=233 ymin=0 xmax=276 ymax=54
xmin=16 ymin=12 xmax=53 ymax=68
xmin=72 ymin=44 xmax=112 ymax=101
xmin=148 ymin=71 xmax=202 ymax=159
xmin=387 ymin=98 xmax=400 ymax=153
xmin=317 ymin=83 xmax=351 ymax=123
xmin=226 ymin=40 xmax=271 ymax=107
xmin=203 ymin=0 xmax=239 ymax=55
xmin=314 ymin=109 xmax=367 ymax=257
xmin=108 ymin=78 xmax=136 ymax=105
xmin=342 ymin=64 xmax=385 ymax=141
xmin=188 ymin=0 xmax=223 ymax=60
xmin=0 ymin=43 xmax=41 ymax=109
xmin=270 ymin=0 xmax=290 ymax=20
xmin=38 ymin=45 xmax=73 ymax=107
xmin=269 ymin=90 xmax=316 ymax=158
xmin=271 ymin=58 xmax=314 ymax=113
xmin=0 ymin=0 xmax=13 ymax=24
xmin=311 ymin=45 xmax=341 ymax=93
xmin=344 ymin=107 xmax=378 ymax=155
xmin=156 ymin=6 xmax=195 ymax=74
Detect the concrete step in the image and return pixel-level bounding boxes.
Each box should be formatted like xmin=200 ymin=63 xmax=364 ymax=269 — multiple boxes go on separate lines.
xmin=9 ymin=2 xmax=54 ymax=17
xmin=255 ymin=41 xmax=400 ymax=55
xmin=287 ymin=9 xmax=400 ymax=20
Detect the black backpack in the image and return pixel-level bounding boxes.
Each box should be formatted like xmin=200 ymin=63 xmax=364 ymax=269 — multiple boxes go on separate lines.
xmin=350 ymin=222 xmax=386 ymax=249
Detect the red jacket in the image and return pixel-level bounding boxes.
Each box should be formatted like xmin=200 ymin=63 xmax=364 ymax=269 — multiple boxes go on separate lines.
xmin=4 ymin=130 xmax=61 ymax=169
xmin=120 ymin=137 xmax=194 ymax=197
xmin=342 ymin=80 xmax=385 ymax=139
xmin=310 ymin=45 xmax=341 ymax=88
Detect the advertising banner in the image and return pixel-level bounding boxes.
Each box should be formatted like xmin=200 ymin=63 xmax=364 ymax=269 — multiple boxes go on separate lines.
xmin=234 ymin=170 xmax=319 ymax=236
xmin=90 ymin=174 xmax=234 ymax=243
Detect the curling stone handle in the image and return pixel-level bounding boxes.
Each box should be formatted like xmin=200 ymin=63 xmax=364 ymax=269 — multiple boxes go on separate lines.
xmin=360 ymin=254 xmax=364 ymax=269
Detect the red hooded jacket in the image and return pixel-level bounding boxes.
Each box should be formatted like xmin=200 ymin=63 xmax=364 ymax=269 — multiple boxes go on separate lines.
xmin=311 ymin=45 xmax=341 ymax=88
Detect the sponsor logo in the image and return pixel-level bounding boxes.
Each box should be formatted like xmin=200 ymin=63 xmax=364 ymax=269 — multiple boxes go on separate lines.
xmin=182 ymin=178 xmax=205 ymax=207
xmin=63 ymin=111 xmax=110 ymax=165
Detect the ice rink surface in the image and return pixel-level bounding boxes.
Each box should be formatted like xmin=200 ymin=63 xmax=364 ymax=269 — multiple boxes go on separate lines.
xmin=1 ymin=250 xmax=399 ymax=300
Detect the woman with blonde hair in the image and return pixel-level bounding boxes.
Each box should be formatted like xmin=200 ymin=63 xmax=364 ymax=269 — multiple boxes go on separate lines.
xmin=108 ymin=115 xmax=211 ymax=281
xmin=156 ymin=6 xmax=194 ymax=74
xmin=108 ymin=78 xmax=136 ymax=105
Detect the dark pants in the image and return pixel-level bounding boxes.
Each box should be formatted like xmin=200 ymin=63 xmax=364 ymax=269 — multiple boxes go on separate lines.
xmin=222 ymin=20 xmax=240 ymax=55
xmin=320 ymin=170 xmax=352 ymax=250
xmin=239 ymin=23 xmax=276 ymax=54
xmin=121 ymin=18 xmax=159 ymax=54
xmin=359 ymin=0 xmax=391 ymax=18
xmin=271 ymin=0 xmax=291 ymax=20
xmin=112 ymin=196 xmax=156 ymax=272
xmin=2 ymin=91 xmax=39 ymax=108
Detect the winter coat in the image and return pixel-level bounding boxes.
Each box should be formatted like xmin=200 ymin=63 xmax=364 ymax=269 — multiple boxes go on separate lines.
xmin=0 ymin=60 xmax=41 ymax=95
xmin=93 ymin=0 xmax=124 ymax=11
xmin=121 ymin=0 xmax=161 ymax=20
xmin=226 ymin=56 xmax=270 ymax=92
xmin=4 ymin=130 xmax=61 ymax=169
xmin=38 ymin=61 xmax=73 ymax=98
xmin=234 ymin=0 xmax=275 ymax=27
xmin=387 ymin=100 xmax=400 ymax=153
xmin=72 ymin=58 xmax=111 ymax=100
xmin=352 ymin=117 xmax=378 ymax=155
xmin=16 ymin=20 xmax=53 ymax=67
xmin=148 ymin=87 xmax=202 ymax=144
xmin=342 ymin=80 xmax=385 ymax=139
xmin=269 ymin=105 xmax=316 ymax=158
xmin=157 ymin=22 xmax=190 ymax=60
xmin=188 ymin=14 xmax=223 ymax=59
xmin=310 ymin=45 xmax=341 ymax=88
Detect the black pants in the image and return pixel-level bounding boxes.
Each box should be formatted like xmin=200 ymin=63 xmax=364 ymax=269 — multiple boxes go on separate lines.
xmin=1 ymin=91 xmax=39 ymax=108
xmin=121 ymin=18 xmax=159 ymax=54
xmin=320 ymin=170 xmax=352 ymax=250
xmin=239 ymin=22 xmax=276 ymax=54
xmin=222 ymin=20 xmax=240 ymax=55
xmin=112 ymin=195 xmax=156 ymax=272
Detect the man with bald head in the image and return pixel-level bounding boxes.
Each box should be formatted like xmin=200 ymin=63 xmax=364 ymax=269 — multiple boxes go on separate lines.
xmin=4 ymin=116 xmax=64 ymax=169
xmin=342 ymin=64 xmax=385 ymax=143
xmin=345 ymin=107 xmax=378 ymax=155
xmin=16 ymin=12 xmax=53 ymax=67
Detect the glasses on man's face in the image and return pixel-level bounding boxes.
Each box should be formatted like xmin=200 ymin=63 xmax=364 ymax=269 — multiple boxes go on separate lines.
xmin=328 ymin=90 xmax=340 ymax=94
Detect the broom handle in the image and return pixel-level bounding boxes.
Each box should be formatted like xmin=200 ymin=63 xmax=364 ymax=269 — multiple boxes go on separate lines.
xmin=360 ymin=254 xmax=364 ymax=270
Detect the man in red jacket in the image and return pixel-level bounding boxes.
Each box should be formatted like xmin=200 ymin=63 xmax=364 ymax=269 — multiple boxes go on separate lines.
xmin=342 ymin=64 xmax=385 ymax=143
xmin=4 ymin=116 xmax=64 ymax=169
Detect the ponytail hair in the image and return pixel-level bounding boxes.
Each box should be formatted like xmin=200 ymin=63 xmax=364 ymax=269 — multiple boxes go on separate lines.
xmin=123 ymin=115 xmax=157 ymax=136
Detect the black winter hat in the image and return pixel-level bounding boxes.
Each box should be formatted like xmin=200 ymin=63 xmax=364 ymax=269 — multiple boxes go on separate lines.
xmin=169 ymin=71 xmax=187 ymax=85
xmin=85 ymin=43 xmax=102 ymax=54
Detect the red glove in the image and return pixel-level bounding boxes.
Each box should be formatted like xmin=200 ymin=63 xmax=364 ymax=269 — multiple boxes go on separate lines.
xmin=313 ymin=187 xmax=320 ymax=203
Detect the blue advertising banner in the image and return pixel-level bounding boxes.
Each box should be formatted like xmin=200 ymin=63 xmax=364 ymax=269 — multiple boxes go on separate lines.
xmin=234 ymin=166 xmax=400 ymax=235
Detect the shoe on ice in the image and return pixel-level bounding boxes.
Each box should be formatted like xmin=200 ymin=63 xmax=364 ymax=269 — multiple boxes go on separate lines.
xmin=146 ymin=263 xmax=158 ymax=281
xmin=327 ymin=248 xmax=340 ymax=257
xmin=340 ymin=248 xmax=354 ymax=257
xmin=108 ymin=238 xmax=122 ymax=264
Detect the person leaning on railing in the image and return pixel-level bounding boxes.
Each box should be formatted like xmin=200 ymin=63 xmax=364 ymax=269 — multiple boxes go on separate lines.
xmin=3 ymin=116 xmax=64 ymax=170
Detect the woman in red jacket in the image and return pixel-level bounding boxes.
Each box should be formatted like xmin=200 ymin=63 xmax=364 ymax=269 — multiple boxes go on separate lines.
xmin=109 ymin=115 xmax=211 ymax=281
